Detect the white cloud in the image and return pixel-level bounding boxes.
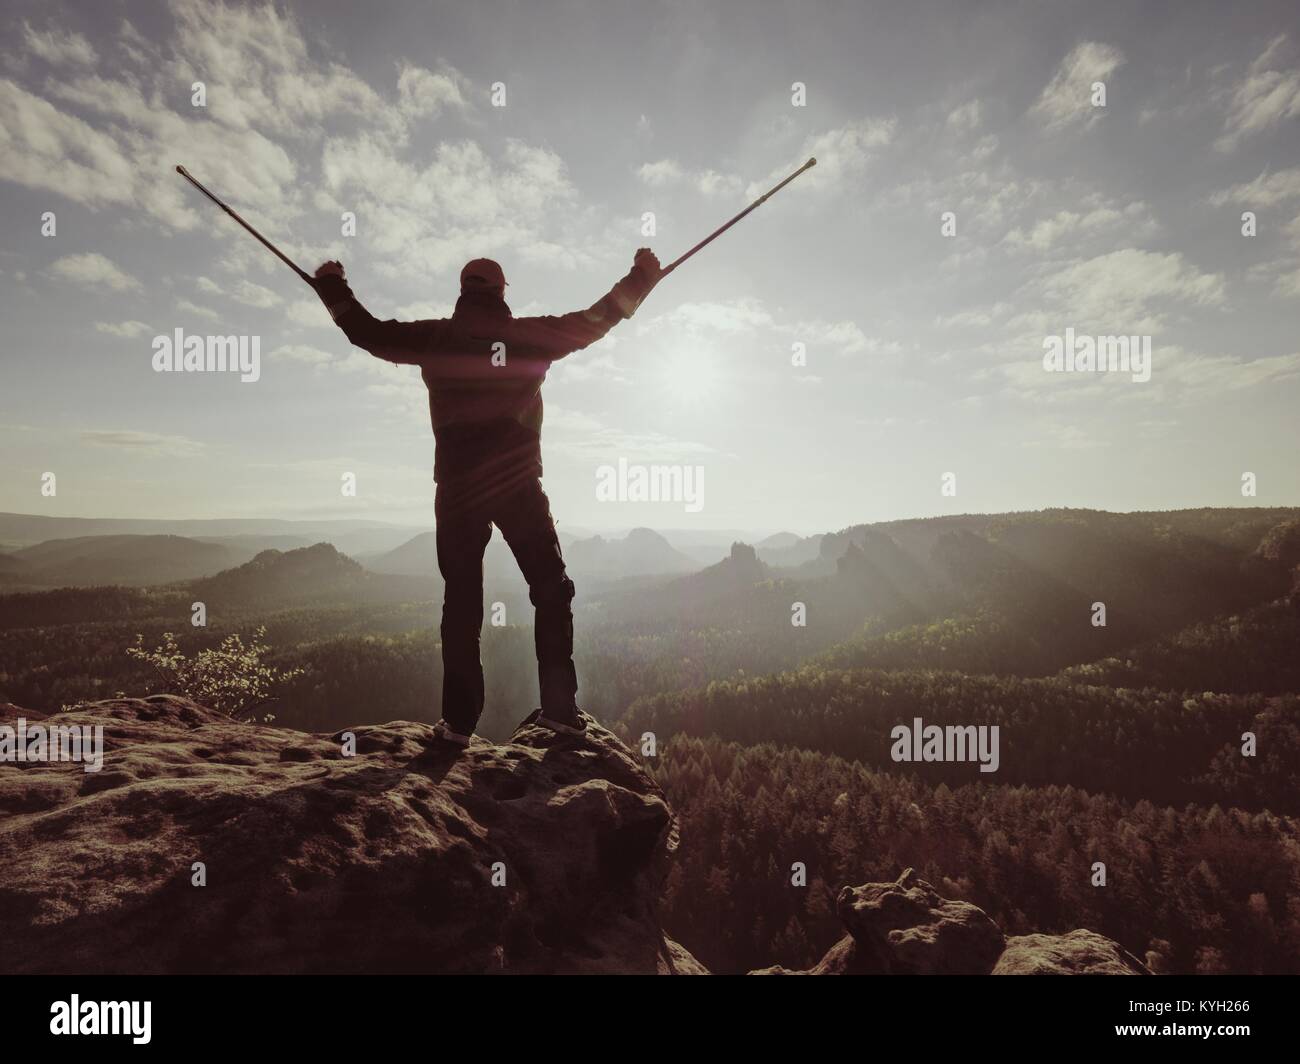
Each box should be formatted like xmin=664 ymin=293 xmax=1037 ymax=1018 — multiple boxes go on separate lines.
xmin=50 ymin=253 xmax=140 ymax=291
xmin=230 ymin=279 xmax=282 ymax=308
xmin=177 ymin=299 xmax=219 ymax=320
xmin=95 ymin=320 xmax=151 ymax=338
xmin=995 ymin=343 xmax=1300 ymax=408
xmin=1216 ymin=35 xmax=1300 ymax=151
xmin=392 ymin=300 xmax=454 ymax=319
xmin=1037 ymin=249 xmax=1225 ymax=326
xmin=1158 ymin=347 xmax=1300 ymax=395
xmin=22 ymin=22 xmax=98 ymax=67
xmin=695 ymin=169 xmax=744 ymax=197
xmin=935 ymin=303 xmax=1012 ymax=329
xmin=287 ymin=297 xmax=334 ymax=329
xmin=792 ymin=319 xmax=880 ymax=356
xmin=268 ymin=343 xmax=335 ymax=366
xmin=165 ymin=0 xmax=397 ymax=138
xmin=883 ymin=162 xmax=1044 ymax=238
xmin=332 ymin=349 xmax=417 ymax=379
xmin=1209 ymin=166 xmax=1300 ymax=207
xmin=55 ymin=74 xmax=300 ymax=229
xmin=1031 ymin=42 xmax=1125 ymax=132
xmin=946 ymin=99 xmax=982 ymax=132
xmin=321 ymin=135 xmax=581 ymax=278
xmin=1274 ymin=266 xmax=1300 ymax=299
xmin=650 ymin=299 xmax=776 ymax=334
xmin=190 ymin=271 xmax=292 ymax=307
xmin=636 ymin=158 xmax=744 ymax=197
xmin=549 ymin=352 xmax=622 ymax=383
xmin=397 ymin=62 xmax=466 ymax=119
xmin=644 ymin=297 xmax=879 ymax=357
xmin=637 ymin=159 xmax=685 ymax=186
xmin=1 ymin=0 xmax=614 ymax=320
xmin=748 ymin=118 xmax=895 ymax=197
xmin=1002 ymin=201 xmax=1156 ymax=251
xmin=80 ymin=430 xmax=206 ymax=456
xmin=116 ymin=19 xmax=157 ymax=67
xmin=0 ymin=79 xmax=137 ymax=210
xmin=1 ymin=2 xmax=479 ymax=243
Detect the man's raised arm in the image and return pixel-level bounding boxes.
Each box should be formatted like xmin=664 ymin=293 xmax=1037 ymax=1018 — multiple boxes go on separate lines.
xmin=312 ymin=260 xmax=442 ymax=366
xmin=522 ymin=248 xmax=662 ymax=359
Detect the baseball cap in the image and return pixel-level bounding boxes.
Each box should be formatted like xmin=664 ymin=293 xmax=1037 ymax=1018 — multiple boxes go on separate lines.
xmin=460 ymin=258 xmax=508 ymax=292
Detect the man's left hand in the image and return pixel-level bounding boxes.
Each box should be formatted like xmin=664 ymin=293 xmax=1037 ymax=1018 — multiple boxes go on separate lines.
xmin=633 ymin=248 xmax=662 ymax=285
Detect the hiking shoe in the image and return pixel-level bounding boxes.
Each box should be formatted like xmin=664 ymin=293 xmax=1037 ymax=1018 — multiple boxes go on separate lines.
xmin=432 ymin=719 xmax=474 ymax=747
xmin=536 ymin=707 xmax=589 ymax=736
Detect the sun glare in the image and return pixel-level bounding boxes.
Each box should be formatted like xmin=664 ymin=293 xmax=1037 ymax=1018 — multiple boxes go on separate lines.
xmin=659 ymin=349 xmax=722 ymax=406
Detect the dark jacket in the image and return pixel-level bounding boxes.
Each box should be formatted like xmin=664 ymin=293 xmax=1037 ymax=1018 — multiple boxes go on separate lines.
xmin=315 ymin=265 xmax=655 ymax=495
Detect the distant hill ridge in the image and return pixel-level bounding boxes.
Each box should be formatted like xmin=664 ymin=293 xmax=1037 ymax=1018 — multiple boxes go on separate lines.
xmin=0 ymin=534 xmax=233 ymax=588
xmin=364 ymin=525 xmax=696 ymax=581
xmin=189 ymin=542 xmax=375 ymax=607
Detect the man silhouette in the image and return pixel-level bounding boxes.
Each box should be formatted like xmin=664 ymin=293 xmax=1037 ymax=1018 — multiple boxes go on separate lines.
xmin=312 ymin=249 xmax=661 ymax=747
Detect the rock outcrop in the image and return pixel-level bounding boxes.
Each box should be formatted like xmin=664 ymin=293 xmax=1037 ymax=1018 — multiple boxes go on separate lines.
xmin=0 ymin=696 xmax=705 ymax=975
xmin=752 ymin=868 xmax=1149 ymax=976
xmin=993 ymin=930 xmax=1151 ymax=975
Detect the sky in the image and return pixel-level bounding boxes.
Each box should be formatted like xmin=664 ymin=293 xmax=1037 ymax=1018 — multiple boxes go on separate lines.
xmin=1 ymin=0 xmax=1298 ymax=535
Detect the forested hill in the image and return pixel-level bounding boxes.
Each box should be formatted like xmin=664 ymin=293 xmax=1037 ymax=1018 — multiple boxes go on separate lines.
xmin=624 ymin=508 xmax=1300 ymax=975
xmin=186 ymin=542 xmax=437 ymax=608
xmin=812 ymin=509 xmax=1300 ymax=677
xmin=622 ymin=666 xmax=1300 ymax=813
xmin=815 ymin=507 xmax=1300 ymax=571
xmin=1059 ymin=596 xmax=1300 ymax=694
xmin=652 ymin=736 xmax=1300 ymax=975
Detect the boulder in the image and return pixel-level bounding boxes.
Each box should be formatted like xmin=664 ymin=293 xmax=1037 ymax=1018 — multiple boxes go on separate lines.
xmin=753 ymin=868 xmax=1005 ymax=974
xmin=993 ymin=930 xmax=1151 ymax=975
xmin=751 ymin=868 xmax=1144 ymax=976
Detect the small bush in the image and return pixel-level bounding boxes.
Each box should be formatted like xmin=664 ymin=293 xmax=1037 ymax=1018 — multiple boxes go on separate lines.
xmin=126 ymin=626 xmax=303 ymax=721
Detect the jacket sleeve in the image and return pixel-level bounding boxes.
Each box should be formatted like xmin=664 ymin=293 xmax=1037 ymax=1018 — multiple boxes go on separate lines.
xmin=519 ymin=262 xmax=658 ymax=360
xmin=314 ymin=275 xmax=443 ymax=365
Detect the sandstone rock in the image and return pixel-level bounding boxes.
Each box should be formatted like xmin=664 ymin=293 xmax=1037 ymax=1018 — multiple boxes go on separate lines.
xmin=835 ymin=867 xmax=1007 ymax=974
xmin=661 ymin=934 xmax=710 ymax=974
xmin=0 ymin=696 xmax=705 ymax=974
xmin=750 ymin=867 xmax=1146 ymax=976
xmin=752 ymin=868 xmax=1006 ymax=975
xmin=993 ymin=929 xmax=1151 ymax=975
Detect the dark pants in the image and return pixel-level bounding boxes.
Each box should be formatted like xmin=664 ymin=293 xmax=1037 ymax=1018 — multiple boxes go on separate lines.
xmin=434 ymin=478 xmax=577 ymax=734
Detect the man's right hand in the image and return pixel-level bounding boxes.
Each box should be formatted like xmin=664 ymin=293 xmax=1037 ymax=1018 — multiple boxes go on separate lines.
xmin=608 ymin=249 xmax=661 ymax=319
xmin=314 ymin=260 xmax=346 ymax=281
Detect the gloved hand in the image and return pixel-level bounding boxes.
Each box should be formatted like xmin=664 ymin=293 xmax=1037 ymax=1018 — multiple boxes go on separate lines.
xmin=607 ymin=247 xmax=661 ymax=318
xmin=632 ymin=247 xmax=662 ymax=287
xmin=312 ymin=260 xmax=350 ymax=304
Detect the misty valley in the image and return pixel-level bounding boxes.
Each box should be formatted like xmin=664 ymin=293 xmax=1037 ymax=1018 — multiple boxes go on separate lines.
xmin=2 ymin=505 xmax=1299 ymax=975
